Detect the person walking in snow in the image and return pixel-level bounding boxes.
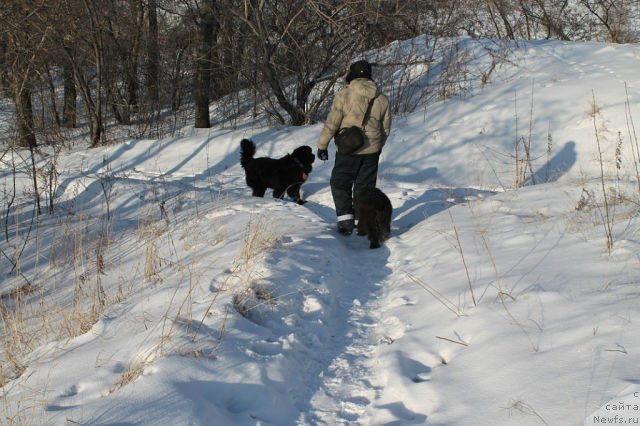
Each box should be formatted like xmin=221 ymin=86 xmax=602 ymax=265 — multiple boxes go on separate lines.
xmin=317 ymin=60 xmax=392 ymax=235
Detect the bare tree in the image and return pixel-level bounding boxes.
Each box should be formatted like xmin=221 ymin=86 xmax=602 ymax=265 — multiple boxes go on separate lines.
xmin=193 ymin=0 xmax=218 ymax=128
xmin=102 ymin=0 xmax=146 ymax=125
xmin=489 ymin=0 xmax=517 ymax=40
xmin=232 ymin=1 xmax=372 ymax=125
xmin=528 ymin=0 xmax=571 ymax=40
xmin=62 ymin=56 xmax=77 ymax=128
xmin=579 ymin=0 xmax=638 ymax=43
xmin=48 ymin=0 xmax=108 ymax=147
xmin=2 ymin=0 xmax=638 ymax=155
xmin=146 ymin=0 xmax=160 ymax=106
xmin=0 ymin=2 xmax=46 ymax=148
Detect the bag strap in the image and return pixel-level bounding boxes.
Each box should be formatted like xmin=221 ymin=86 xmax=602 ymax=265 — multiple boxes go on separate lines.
xmin=360 ymin=95 xmax=377 ymax=129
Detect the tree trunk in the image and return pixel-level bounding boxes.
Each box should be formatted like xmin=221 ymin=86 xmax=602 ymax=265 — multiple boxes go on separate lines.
xmin=491 ymin=0 xmax=516 ymax=40
xmin=15 ymin=86 xmax=37 ymax=148
xmin=62 ymin=60 xmax=77 ymax=128
xmin=261 ymin=61 xmax=306 ymax=126
xmin=45 ymin=64 xmax=61 ymax=126
xmin=81 ymin=0 xmax=105 ymax=146
xmin=126 ymin=0 xmax=143 ymax=117
xmin=146 ymin=0 xmax=159 ymax=105
xmin=194 ymin=0 xmax=217 ymax=128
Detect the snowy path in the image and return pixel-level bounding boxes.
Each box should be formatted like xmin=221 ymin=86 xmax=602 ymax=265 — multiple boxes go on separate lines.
xmin=277 ymin=182 xmax=496 ymax=424
xmin=255 ymin=189 xmax=435 ymax=425
xmin=304 ymin=253 xmax=390 ymax=424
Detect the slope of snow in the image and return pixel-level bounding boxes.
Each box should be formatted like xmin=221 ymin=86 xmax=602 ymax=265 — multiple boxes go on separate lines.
xmin=1 ymin=37 xmax=639 ymax=425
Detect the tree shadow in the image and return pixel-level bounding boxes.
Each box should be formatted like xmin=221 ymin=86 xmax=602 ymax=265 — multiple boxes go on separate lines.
xmin=87 ymin=379 xmax=292 ymax=426
xmin=392 ymin=186 xmax=497 ymax=235
xmin=526 ymin=141 xmax=577 ymax=186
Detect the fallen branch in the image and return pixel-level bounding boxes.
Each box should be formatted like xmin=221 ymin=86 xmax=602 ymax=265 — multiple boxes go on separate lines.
xmin=436 ymin=335 xmax=469 ymax=346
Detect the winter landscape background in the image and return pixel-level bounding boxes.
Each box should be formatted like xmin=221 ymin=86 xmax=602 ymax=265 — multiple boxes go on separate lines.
xmin=1 ymin=34 xmax=640 ymax=425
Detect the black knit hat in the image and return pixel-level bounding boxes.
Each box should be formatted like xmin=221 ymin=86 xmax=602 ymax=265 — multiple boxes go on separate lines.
xmin=345 ymin=60 xmax=372 ymax=83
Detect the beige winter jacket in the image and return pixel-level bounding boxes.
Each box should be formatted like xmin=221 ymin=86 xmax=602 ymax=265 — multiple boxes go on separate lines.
xmin=318 ymin=78 xmax=391 ymax=155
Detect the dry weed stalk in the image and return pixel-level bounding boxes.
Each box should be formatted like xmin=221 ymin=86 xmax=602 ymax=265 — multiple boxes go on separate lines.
xmin=95 ymin=222 xmax=112 ymax=306
xmin=624 ymin=82 xmax=640 ymax=194
xmin=523 ymin=81 xmax=537 ymax=184
xmin=544 ymin=122 xmax=553 ymax=183
xmin=143 ymin=241 xmax=160 ymax=282
xmin=591 ymin=91 xmax=614 ymax=253
xmin=159 ymin=263 xmax=198 ymax=356
xmin=138 ymin=219 xmax=164 ymax=283
xmin=513 ymin=87 xmax=537 ymax=188
xmin=446 ymin=209 xmax=477 ymax=307
xmin=404 ymin=271 xmax=463 ymax=318
xmin=467 ymin=203 xmax=504 ymax=300
xmin=468 ymin=203 xmax=540 ymax=352
xmin=505 ymin=399 xmax=548 ymax=425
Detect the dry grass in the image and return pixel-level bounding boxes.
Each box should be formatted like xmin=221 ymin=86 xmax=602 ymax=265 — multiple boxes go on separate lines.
xmin=143 ymin=240 xmax=160 ymax=283
xmin=504 ymin=399 xmax=548 ymax=425
xmin=404 ymin=271 xmax=463 ymax=318
xmin=0 ymin=211 xmax=117 ymax=390
xmin=0 ymin=279 xmax=52 ymax=387
xmin=192 ymin=213 xmax=284 ymax=342
xmin=586 ymin=96 xmax=601 ymax=118
xmin=232 ymin=282 xmax=275 ymax=322
xmin=0 ymin=307 xmax=27 ymax=386
xmin=109 ymin=342 xmax=162 ymax=394
xmin=239 ymin=215 xmax=284 ymax=262
xmin=109 ymin=360 xmax=146 ymax=393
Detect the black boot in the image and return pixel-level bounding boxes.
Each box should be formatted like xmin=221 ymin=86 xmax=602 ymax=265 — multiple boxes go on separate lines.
xmin=337 ymin=219 xmax=354 ymax=235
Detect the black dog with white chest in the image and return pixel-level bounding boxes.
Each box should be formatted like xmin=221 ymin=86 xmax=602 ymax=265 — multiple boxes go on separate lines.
xmin=355 ymin=187 xmax=392 ymax=249
xmin=240 ymin=138 xmax=315 ymax=205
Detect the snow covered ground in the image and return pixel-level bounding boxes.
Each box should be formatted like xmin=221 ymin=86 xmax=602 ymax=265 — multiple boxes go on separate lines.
xmin=1 ymin=37 xmax=639 ymax=425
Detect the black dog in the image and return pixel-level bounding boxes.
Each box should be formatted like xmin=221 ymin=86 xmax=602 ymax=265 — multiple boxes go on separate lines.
xmin=240 ymin=138 xmax=315 ymax=205
xmin=355 ymin=187 xmax=392 ymax=249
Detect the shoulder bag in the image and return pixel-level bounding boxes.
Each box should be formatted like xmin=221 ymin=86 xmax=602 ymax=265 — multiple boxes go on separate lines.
xmin=334 ymin=96 xmax=377 ymax=155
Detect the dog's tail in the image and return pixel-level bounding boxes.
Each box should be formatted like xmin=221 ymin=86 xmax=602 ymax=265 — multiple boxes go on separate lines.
xmin=240 ymin=138 xmax=256 ymax=169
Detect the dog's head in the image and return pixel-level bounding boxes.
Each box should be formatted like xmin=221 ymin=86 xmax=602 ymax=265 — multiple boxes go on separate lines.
xmin=292 ymin=145 xmax=315 ymax=173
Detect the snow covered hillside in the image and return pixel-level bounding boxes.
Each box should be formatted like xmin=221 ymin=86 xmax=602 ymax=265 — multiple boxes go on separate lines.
xmin=1 ymin=37 xmax=639 ymax=425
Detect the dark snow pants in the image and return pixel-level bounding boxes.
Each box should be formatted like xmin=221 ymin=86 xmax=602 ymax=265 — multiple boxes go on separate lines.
xmin=330 ymin=152 xmax=380 ymax=221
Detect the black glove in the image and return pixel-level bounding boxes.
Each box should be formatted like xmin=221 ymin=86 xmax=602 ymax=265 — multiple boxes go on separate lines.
xmin=317 ymin=149 xmax=329 ymax=161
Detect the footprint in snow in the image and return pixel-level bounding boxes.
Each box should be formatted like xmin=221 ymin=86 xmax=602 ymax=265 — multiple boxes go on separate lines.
xmin=397 ymin=353 xmax=432 ymax=384
xmin=302 ymin=295 xmax=324 ymax=315
xmin=247 ymin=339 xmax=282 ymax=357
xmin=61 ymin=384 xmax=79 ymax=397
